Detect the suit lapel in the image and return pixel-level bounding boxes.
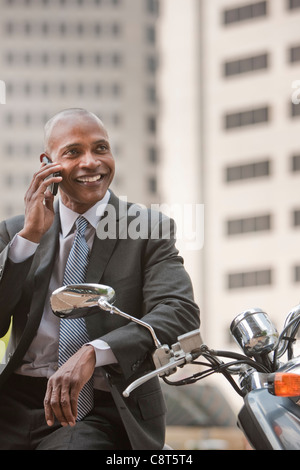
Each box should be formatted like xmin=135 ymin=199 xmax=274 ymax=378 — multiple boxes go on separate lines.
xmin=85 ymin=192 xmax=128 ymax=339
xmin=85 ymin=191 xmax=127 ymax=283
xmin=85 ymin=236 xmax=117 ymax=285
xmin=33 ymin=208 xmax=61 ymax=288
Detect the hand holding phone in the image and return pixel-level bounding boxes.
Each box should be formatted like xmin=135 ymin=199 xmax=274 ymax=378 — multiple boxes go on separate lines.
xmin=19 ymin=156 xmax=62 ymax=243
xmin=41 ymin=154 xmax=61 ymax=196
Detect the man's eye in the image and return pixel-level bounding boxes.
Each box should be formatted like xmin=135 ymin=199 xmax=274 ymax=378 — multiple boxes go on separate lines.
xmin=96 ymin=145 xmax=108 ymax=152
xmin=65 ymin=149 xmax=79 ymax=156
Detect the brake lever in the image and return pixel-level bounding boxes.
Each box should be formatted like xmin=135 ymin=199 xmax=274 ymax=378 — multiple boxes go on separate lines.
xmin=122 ymin=354 xmax=188 ymax=397
xmin=122 ymin=329 xmax=202 ymax=397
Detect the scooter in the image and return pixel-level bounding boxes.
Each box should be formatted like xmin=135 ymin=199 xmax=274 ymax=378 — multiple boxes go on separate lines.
xmin=51 ymin=283 xmax=300 ymax=450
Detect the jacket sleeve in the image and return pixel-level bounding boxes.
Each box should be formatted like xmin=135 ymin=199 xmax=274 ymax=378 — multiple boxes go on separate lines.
xmin=0 ymin=219 xmax=34 ymax=337
xmin=100 ymin=214 xmax=201 ymax=380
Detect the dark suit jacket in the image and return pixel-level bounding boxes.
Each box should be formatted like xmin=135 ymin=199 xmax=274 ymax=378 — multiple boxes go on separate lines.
xmin=0 ymin=191 xmax=200 ymax=449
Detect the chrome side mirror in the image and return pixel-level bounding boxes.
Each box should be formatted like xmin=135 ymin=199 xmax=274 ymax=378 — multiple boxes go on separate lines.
xmin=50 ymin=283 xmax=161 ymax=348
xmin=50 ymin=283 xmax=115 ymax=319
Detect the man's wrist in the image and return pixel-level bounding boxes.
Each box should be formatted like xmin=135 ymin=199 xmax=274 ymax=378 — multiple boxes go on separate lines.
xmin=18 ymin=228 xmax=42 ymax=244
xmin=8 ymin=233 xmax=39 ymax=263
xmin=82 ymin=344 xmax=96 ymax=365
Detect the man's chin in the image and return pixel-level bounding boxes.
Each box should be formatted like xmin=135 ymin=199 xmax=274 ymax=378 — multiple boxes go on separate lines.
xmin=59 ymin=189 xmax=109 ymax=213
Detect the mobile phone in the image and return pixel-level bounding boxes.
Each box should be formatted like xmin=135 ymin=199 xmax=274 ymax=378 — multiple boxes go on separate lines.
xmin=41 ymin=154 xmax=60 ymax=196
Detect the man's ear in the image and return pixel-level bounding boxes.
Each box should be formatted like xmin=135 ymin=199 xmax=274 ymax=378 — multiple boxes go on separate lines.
xmin=40 ymin=153 xmax=52 ymax=164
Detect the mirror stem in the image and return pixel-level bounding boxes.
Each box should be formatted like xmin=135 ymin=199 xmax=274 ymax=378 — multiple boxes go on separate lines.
xmin=98 ymin=300 xmax=162 ymax=348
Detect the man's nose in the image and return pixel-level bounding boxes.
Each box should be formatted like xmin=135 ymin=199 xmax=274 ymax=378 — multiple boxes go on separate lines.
xmin=80 ymin=151 xmax=100 ymax=167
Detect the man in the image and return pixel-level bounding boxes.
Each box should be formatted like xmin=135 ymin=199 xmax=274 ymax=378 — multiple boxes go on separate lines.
xmin=0 ymin=108 xmax=200 ymax=450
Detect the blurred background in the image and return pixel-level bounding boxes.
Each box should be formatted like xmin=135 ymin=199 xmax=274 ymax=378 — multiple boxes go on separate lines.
xmin=1 ymin=0 xmax=300 ymax=450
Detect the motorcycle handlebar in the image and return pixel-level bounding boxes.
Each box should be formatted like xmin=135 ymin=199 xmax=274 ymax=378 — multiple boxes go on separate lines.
xmin=122 ymin=338 xmax=271 ymax=398
xmin=123 ymin=349 xmax=201 ymax=397
xmin=122 ymin=308 xmax=300 ymax=397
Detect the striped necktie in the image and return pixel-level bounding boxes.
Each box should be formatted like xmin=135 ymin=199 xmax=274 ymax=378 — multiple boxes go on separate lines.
xmin=58 ymin=215 xmax=94 ymax=421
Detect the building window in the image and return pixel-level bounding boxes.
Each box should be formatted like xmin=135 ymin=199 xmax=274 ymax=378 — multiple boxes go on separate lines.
xmin=148 ymin=146 xmax=158 ymax=164
xmin=223 ymin=1 xmax=268 ymax=25
xmin=146 ymin=0 xmax=159 ymax=14
xmin=287 ymin=0 xmax=300 ymax=10
xmin=111 ymin=53 xmax=122 ymax=66
xmin=228 ymin=268 xmax=272 ymax=289
xmin=148 ymin=176 xmax=157 ymax=194
xmin=4 ymin=143 xmax=13 ymax=156
xmin=94 ymin=83 xmax=102 ymax=95
xmin=225 ymin=106 xmax=269 ymax=130
xmin=147 ymin=85 xmax=157 ymax=103
xmin=111 ymin=23 xmax=121 ymax=36
xmin=294 ymin=265 xmax=300 ymax=282
xmin=5 ymin=22 xmax=14 ymax=34
xmin=41 ymin=22 xmax=49 ymax=35
xmin=4 ymin=174 xmax=13 ymax=187
xmin=147 ymin=116 xmax=156 ymax=133
xmin=111 ymin=83 xmax=121 ymax=96
xmin=146 ymin=26 xmax=156 ymax=44
xmin=226 ymin=159 xmax=270 ymax=182
xmin=291 ymin=102 xmax=300 ymax=118
xmin=227 ymin=214 xmax=272 ymax=236
xmin=5 ymin=113 xmax=13 ymax=125
xmin=5 ymin=52 xmax=13 ymax=64
xmin=146 ymin=56 xmax=158 ymax=74
xmin=293 ymin=209 xmax=300 ymax=226
xmin=223 ymin=52 xmax=269 ymax=77
xmin=291 ymin=154 xmax=300 ymax=171
xmin=289 ymin=45 xmax=300 ymax=63
xmin=24 ymin=22 xmax=32 ymax=35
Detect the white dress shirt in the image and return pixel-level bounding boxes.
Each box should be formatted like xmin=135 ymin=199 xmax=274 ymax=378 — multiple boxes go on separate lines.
xmin=11 ymin=191 xmax=117 ymax=390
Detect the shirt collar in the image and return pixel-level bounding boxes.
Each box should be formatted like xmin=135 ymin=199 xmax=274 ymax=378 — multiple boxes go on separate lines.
xmin=59 ymin=190 xmax=111 ymax=238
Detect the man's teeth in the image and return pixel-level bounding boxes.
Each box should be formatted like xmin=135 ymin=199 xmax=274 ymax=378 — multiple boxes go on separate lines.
xmin=77 ymin=175 xmax=102 ymax=183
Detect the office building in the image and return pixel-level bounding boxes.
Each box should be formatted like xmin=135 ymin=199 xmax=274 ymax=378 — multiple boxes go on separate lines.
xmin=159 ymin=0 xmax=300 ymax=356
xmin=0 ymin=0 xmax=160 ymax=218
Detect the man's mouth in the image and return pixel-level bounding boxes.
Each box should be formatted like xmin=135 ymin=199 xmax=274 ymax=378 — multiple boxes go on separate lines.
xmin=75 ymin=174 xmax=104 ymax=184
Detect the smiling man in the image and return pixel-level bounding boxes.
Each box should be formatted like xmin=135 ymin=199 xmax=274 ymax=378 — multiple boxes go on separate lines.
xmin=0 ymin=108 xmax=200 ymax=450
xmin=43 ymin=109 xmax=115 ymax=213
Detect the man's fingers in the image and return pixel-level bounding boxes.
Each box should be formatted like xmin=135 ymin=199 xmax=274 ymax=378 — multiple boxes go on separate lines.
xmin=59 ymin=383 xmax=77 ymax=427
xmin=43 ymin=348 xmax=96 ymax=428
xmin=44 ymin=381 xmax=76 ymax=427
xmin=44 ymin=383 xmax=56 ymax=427
xmin=19 ymin=163 xmax=62 ymax=243
xmin=31 ymin=164 xmax=62 ymax=197
xmin=28 ymin=164 xmax=61 ymax=194
xmin=70 ymin=388 xmax=79 ymax=422
xmin=44 ymin=383 xmax=68 ymax=427
xmin=43 ymin=189 xmax=55 ymax=211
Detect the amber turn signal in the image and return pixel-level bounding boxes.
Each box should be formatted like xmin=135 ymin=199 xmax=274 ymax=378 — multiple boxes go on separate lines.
xmin=269 ymin=373 xmax=300 ymax=397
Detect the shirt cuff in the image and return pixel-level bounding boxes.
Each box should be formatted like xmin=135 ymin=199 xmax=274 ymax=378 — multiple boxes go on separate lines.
xmin=88 ymin=339 xmax=118 ymax=367
xmin=8 ymin=234 xmax=39 ymax=263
